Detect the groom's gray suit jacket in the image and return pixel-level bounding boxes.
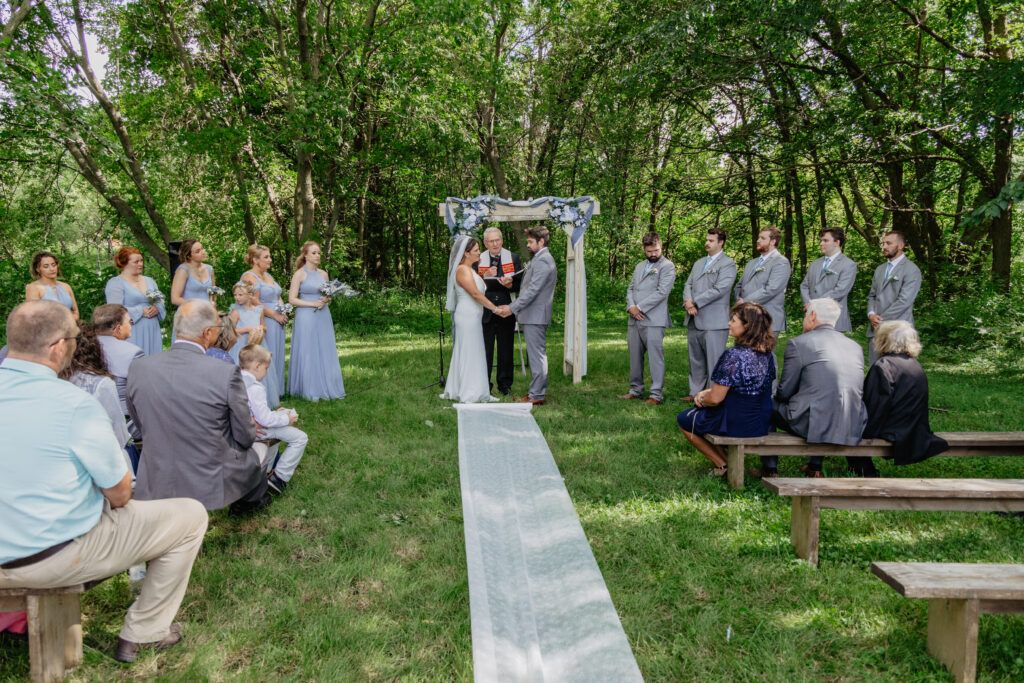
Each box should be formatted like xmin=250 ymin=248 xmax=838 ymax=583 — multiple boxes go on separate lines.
xmin=510 ymin=247 xmax=556 ymax=324
xmin=799 ymin=252 xmax=857 ymax=332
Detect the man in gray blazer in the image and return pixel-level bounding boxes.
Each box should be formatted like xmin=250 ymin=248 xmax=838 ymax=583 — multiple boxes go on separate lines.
xmin=867 ymin=230 xmax=922 ymax=365
xmin=799 ymin=227 xmax=857 ymax=333
xmin=681 ymin=227 xmax=736 ymax=402
xmin=735 ymin=226 xmax=791 ymax=335
xmin=757 ymin=298 xmax=868 ymax=478
xmin=616 ymin=232 xmax=676 ymax=404
xmin=94 ymin=304 xmax=145 ymax=415
xmin=127 ymin=301 xmax=270 ymax=513
xmin=499 ymin=226 xmax=556 ymax=405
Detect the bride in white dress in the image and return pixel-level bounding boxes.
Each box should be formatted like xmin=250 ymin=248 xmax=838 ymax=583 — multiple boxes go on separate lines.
xmin=440 ymin=236 xmax=505 ymax=403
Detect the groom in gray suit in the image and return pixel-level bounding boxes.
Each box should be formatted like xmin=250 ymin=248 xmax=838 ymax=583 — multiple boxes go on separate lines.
xmin=681 ymin=227 xmax=736 ymax=402
xmin=127 ymin=300 xmax=270 ymax=514
xmin=799 ymin=227 xmax=857 ymax=333
xmin=499 ymin=226 xmax=556 ymax=405
xmin=867 ymin=230 xmax=922 ymax=365
xmin=617 ymin=232 xmax=675 ymax=404
xmin=735 ymin=226 xmax=791 ymax=335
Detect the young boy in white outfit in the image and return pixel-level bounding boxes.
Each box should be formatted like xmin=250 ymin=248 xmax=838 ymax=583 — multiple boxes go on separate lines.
xmin=238 ymin=344 xmax=308 ymax=494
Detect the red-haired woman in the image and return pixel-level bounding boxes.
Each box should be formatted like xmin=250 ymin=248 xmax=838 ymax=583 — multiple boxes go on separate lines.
xmin=25 ymin=251 xmax=79 ymax=320
xmin=105 ymin=246 xmax=166 ymax=355
xmin=287 ymin=241 xmax=345 ymax=400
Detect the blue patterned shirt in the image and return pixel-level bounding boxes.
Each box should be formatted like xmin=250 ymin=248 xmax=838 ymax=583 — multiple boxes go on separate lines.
xmin=710 ymin=346 xmax=776 ymax=396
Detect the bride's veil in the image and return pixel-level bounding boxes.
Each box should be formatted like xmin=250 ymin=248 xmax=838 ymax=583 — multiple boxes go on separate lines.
xmin=445 ymin=236 xmax=472 ymax=312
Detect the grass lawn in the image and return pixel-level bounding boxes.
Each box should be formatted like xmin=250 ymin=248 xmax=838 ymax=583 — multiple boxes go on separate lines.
xmin=3 ymin=308 xmax=1024 ymax=681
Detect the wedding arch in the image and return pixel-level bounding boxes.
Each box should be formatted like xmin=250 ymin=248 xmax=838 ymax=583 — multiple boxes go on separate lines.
xmin=438 ymin=196 xmax=600 ymax=384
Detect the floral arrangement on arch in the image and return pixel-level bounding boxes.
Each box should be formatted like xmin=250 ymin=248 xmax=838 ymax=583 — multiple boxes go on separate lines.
xmin=549 ymin=198 xmax=588 ymax=233
xmin=452 ymin=197 xmax=496 ymax=235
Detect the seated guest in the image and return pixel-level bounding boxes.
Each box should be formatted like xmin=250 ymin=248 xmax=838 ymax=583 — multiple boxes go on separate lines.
xmin=127 ymin=300 xmax=270 ymax=514
xmin=93 ymin=303 xmax=145 ymax=414
xmin=205 ymin=312 xmax=237 ymax=364
xmin=59 ymin=323 xmax=137 ymax=474
xmin=239 ymin=344 xmax=308 ymax=493
xmin=0 ymin=300 xmax=207 ymax=663
xmin=859 ymin=320 xmax=948 ymax=474
xmin=678 ymin=302 xmax=776 ymax=477
xmin=759 ymin=298 xmax=868 ymax=478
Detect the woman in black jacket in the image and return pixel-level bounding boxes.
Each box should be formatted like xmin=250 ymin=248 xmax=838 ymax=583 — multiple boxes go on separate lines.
xmin=855 ymin=320 xmax=948 ymax=476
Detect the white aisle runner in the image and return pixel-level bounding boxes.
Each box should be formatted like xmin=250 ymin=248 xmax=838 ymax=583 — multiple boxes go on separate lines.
xmin=456 ymin=403 xmax=643 ymax=682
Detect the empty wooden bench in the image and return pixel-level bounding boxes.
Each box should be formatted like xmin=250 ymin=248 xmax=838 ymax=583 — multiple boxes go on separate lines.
xmin=762 ymin=478 xmax=1024 ymax=566
xmin=706 ymin=432 xmax=1024 ymax=490
xmin=872 ymin=562 xmax=1024 ymax=683
xmin=0 ymin=585 xmax=86 ymax=682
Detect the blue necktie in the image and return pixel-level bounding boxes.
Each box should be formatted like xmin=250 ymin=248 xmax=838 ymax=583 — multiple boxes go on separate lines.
xmin=702 ymin=257 xmax=712 ymax=273
xmin=756 ymin=256 xmax=765 ymax=270
xmin=644 ymin=262 xmax=652 ymax=276
xmin=885 ymin=261 xmax=894 ymax=279
xmin=823 ymin=257 xmax=831 ymax=271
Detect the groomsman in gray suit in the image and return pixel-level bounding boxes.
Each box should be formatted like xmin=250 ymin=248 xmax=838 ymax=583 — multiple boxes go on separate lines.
xmin=800 ymin=227 xmax=857 ymax=333
xmin=867 ymin=230 xmax=922 ymax=366
xmin=680 ymin=227 xmax=736 ymax=402
xmin=735 ymin=226 xmax=791 ymax=335
xmin=616 ymin=232 xmax=676 ymax=404
xmin=499 ymin=226 xmax=556 ymax=405
xmin=755 ymin=298 xmax=867 ymax=478
xmin=127 ymin=301 xmax=270 ymax=514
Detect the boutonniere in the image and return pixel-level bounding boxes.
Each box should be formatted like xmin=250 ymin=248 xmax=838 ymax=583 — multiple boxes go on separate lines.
xmin=887 ymin=274 xmax=900 ymax=283
xmin=823 ymin=269 xmax=837 ymax=277
xmin=645 ymin=267 xmax=658 ymax=277
xmin=705 ymin=269 xmax=718 ymax=276
xmin=754 ymin=267 xmax=765 ymax=274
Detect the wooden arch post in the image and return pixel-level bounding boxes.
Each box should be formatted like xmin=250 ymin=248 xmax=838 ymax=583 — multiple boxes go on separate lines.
xmin=438 ymin=198 xmax=599 ymax=384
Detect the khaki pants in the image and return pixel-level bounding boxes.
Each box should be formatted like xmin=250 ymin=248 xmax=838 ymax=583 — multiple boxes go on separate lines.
xmin=0 ymin=498 xmax=207 ymax=643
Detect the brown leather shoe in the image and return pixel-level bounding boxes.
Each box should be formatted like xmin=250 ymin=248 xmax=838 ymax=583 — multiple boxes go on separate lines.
xmin=114 ymin=622 xmax=183 ymax=663
xmin=616 ymin=392 xmax=642 ymax=399
xmin=748 ymin=467 xmax=779 ymax=479
xmin=644 ymin=397 xmax=663 ymax=405
xmin=515 ymin=396 xmax=545 ymax=405
xmin=680 ymin=395 xmax=695 ymax=402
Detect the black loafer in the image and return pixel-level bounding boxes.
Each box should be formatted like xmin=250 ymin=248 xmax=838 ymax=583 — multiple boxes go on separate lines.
xmin=114 ymin=623 xmax=183 ymax=663
xmin=267 ymin=472 xmax=288 ymax=495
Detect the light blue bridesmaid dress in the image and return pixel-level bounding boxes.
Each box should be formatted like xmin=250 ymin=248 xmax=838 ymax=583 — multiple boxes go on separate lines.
xmin=246 ymin=271 xmax=284 ymax=408
xmin=40 ymin=284 xmax=73 ymax=310
xmin=228 ymin=303 xmax=264 ymax=364
xmin=287 ymin=267 xmax=345 ymax=400
xmin=105 ymin=276 xmax=166 ymax=355
xmin=172 ymin=264 xmax=214 ymax=341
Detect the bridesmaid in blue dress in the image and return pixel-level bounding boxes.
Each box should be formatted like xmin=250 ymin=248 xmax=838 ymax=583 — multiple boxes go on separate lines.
xmin=104 ymin=246 xmax=166 ymax=355
xmin=287 ymin=241 xmax=345 ymax=400
xmin=170 ymin=239 xmax=215 ymax=341
xmin=241 ymin=244 xmax=285 ymax=407
xmin=25 ymin=251 xmax=79 ymax=319
xmin=228 ymin=281 xmax=266 ymax=364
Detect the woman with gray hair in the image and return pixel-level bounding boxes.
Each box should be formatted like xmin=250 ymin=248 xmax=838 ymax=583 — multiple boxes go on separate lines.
xmin=859 ymin=320 xmax=948 ymax=474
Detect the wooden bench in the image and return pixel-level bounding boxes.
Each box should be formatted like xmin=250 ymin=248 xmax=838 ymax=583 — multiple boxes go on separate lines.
xmin=762 ymin=478 xmax=1024 ymax=566
xmin=706 ymin=432 xmax=1024 ymax=490
xmin=0 ymin=585 xmax=86 ymax=682
xmin=871 ymin=562 xmax=1024 ymax=683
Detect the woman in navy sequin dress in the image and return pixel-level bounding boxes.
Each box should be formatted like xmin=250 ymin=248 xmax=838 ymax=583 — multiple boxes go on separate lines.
xmin=678 ymin=302 xmax=776 ymax=477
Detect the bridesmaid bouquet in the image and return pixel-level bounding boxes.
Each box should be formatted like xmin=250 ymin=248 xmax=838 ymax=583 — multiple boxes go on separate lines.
xmin=274 ymin=302 xmax=294 ymax=316
xmin=316 ymin=280 xmax=358 ymax=312
xmin=145 ymin=289 xmax=165 ymax=305
xmin=207 ymin=285 xmax=225 ymax=298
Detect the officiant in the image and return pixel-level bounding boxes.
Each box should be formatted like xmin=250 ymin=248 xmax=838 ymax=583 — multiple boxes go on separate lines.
xmin=479 ymin=227 xmax=524 ymax=396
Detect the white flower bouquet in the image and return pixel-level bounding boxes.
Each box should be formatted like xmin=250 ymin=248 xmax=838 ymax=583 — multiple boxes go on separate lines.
xmin=145 ymin=289 xmax=165 ymax=305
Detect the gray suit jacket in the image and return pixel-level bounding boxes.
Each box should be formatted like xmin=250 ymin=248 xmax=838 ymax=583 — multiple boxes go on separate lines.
xmin=626 ymin=256 xmax=676 ymax=328
xmin=98 ymin=335 xmax=144 ymax=414
xmin=510 ymin=247 xmax=556 ymax=325
xmin=799 ymin=252 xmax=857 ymax=332
xmin=866 ymin=257 xmax=922 ymax=338
xmin=683 ymin=253 xmax=737 ymax=330
xmin=127 ymin=342 xmax=262 ymax=510
xmin=735 ymin=251 xmax=792 ymax=332
xmin=774 ymin=325 xmax=868 ymax=445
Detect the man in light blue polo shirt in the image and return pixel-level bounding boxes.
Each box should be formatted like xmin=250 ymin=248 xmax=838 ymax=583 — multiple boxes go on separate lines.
xmin=0 ymin=300 xmax=208 ymax=664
